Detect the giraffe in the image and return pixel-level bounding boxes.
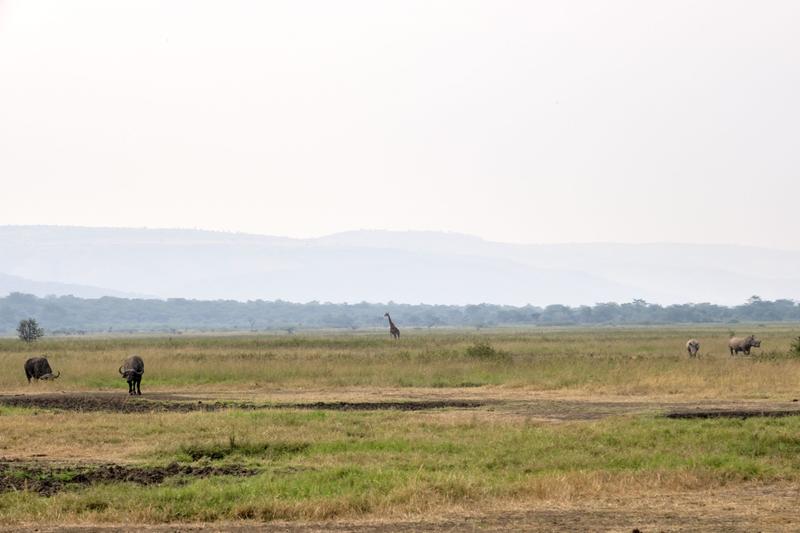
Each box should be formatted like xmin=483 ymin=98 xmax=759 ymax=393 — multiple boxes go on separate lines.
xmin=384 ymin=313 xmax=400 ymax=339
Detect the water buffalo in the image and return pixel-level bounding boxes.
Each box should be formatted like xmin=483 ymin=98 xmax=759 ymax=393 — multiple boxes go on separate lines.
xmin=24 ymin=357 xmax=60 ymax=383
xmin=729 ymin=335 xmax=761 ymax=356
xmin=686 ymin=339 xmax=700 ymax=357
xmin=119 ymin=355 xmax=144 ymax=395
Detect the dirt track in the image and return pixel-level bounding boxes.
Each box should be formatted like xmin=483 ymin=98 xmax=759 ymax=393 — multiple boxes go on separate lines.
xmin=0 ymin=393 xmax=485 ymax=413
xmin=0 ymin=458 xmax=257 ymax=496
xmin=3 ymin=392 xmax=800 ymax=421
xmin=666 ymin=408 xmax=800 ymax=419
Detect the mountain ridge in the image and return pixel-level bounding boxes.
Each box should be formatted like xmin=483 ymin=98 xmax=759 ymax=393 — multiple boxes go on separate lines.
xmin=1 ymin=225 xmax=798 ymax=306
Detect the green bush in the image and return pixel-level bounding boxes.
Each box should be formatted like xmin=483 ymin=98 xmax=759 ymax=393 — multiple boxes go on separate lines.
xmin=17 ymin=318 xmax=44 ymax=342
xmin=465 ymin=341 xmax=511 ymax=362
xmin=789 ymin=336 xmax=800 ymax=358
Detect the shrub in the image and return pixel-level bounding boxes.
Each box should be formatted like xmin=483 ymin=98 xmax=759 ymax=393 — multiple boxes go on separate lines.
xmin=465 ymin=341 xmax=511 ymax=362
xmin=17 ymin=318 xmax=44 ymax=342
xmin=180 ymin=438 xmax=308 ymax=461
xmin=789 ymin=336 xmax=800 ymax=358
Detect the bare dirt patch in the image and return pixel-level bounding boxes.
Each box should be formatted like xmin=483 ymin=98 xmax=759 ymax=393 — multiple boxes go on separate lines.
xmin=498 ymin=397 xmax=800 ymax=422
xmin=0 ymin=394 xmax=219 ymax=413
xmin=5 ymin=391 xmax=800 ymax=421
xmin=285 ymin=400 xmax=484 ymax=411
xmin=0 ymin=393 xmax=484 ymax=414
xmin=666 ymin=409 xmax=800 ymax=419
xmin=0 ymin=458 xmax=257 ymax=496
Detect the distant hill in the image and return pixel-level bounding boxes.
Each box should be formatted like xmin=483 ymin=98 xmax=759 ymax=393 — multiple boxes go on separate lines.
xmin=0 ymin=226 xmax=798 ymax=306
xmin=0 ymin=272 xmax=145 ymax=299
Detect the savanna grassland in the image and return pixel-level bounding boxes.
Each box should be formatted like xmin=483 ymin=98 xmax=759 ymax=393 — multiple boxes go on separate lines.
xmin=1 ymin=325 xmax=800 ymax=531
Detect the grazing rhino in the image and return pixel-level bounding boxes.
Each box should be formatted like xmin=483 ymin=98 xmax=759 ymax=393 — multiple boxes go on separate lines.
xmin=24 ymin=357 xmax=60 ymax=383
xmin=729 ymin=335 xmax=761 ymax=356
xmin=686 ymin=339 xmax=700 ymax=357
xmin=119 ymin=355 xmax=144 ymax=395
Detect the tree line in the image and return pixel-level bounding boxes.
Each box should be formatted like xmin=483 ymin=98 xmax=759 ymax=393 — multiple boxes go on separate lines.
xmin=1 ymin=293 xmax=798 ymax=335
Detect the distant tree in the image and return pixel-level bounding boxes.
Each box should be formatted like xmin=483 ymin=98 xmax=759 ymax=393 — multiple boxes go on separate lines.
xmin=747 ymin=295 xmax=762 ymax=305
xmin=1 ymin=293 xmax=799 ymax=333
xmin=17 ymin=318 xmax=44 ymax=342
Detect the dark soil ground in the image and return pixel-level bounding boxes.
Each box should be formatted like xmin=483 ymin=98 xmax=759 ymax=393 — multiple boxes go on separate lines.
xmin=4 ymin=392 xmax=800 ymax=422
xmin=498 ymin=397 xmax=800 ymax=421
xmin=287 ymin=400 xmax=485 ymax=411
xmin=665 ymin=408 xmax=800 ymax=419
xmin=0 ymin=393 xmax=485 ymax=413
xmin=0 ymin=458 xmax=257 ymax=496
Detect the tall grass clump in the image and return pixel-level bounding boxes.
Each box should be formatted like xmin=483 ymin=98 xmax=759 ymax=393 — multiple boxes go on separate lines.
xmin=465 ymin=341 xmax=511 ymax=363
xmin=179 ymin=436 xmax=308 ymax=462
xmin=790 ymin=336 xmax=800 ymax=358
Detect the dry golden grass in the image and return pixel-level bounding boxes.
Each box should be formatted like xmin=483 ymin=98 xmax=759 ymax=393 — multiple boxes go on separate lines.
xmin=1 ymin=403 xmax=800 ymax=525
xmin=1 ymin=325 xmax=798 ymax=398
xmin=1 ymin=325 xmax=800 ymax=526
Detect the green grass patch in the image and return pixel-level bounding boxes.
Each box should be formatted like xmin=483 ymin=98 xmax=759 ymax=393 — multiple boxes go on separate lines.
xmin=2 ymin=327 xmax=800 ymax=524
xmin=3 ymin=411 xmax=800 ymax=523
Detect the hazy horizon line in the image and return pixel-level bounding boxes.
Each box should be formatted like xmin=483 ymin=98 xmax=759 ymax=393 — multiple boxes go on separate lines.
xmin=2 ymin=223 xmax=797 ymax=252
xmin=1 ymin=290 xmax=792 ymax=309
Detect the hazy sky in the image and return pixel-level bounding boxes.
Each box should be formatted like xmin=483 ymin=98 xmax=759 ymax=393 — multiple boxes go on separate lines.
xmin=1 ymin=1 xmax=798 ymax=248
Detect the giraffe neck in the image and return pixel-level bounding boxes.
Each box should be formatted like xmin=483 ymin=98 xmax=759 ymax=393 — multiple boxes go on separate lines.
xmin=387 ymin=315 xmax=396 ymax=328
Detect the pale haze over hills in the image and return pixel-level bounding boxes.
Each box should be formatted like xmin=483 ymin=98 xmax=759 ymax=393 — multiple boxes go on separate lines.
xmin=1 ymin=226 xmax=798 ymax=307
xmin=2 ymin=2 xmax=799 ymax=252
xmin=0 ymin=3 xmax=797 ymax=308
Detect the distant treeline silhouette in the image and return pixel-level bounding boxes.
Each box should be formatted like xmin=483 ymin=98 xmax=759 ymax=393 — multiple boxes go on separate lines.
xmin=1 ymin=293 xmax=798 ymax=334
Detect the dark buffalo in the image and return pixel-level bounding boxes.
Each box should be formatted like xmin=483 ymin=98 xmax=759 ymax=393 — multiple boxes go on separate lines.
xmin=24 ymin=357 xmax=60 ymax=382
xmin=119 ymin=355 xmax=144 ymax=395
